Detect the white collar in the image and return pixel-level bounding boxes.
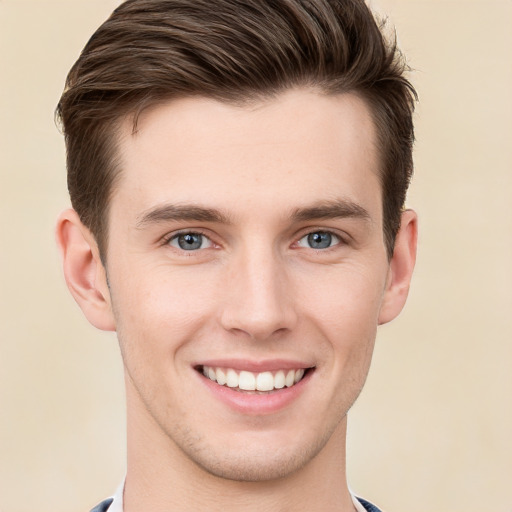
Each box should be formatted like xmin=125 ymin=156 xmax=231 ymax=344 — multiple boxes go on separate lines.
xmin=106 ymin=480 xmax=124 ymax=512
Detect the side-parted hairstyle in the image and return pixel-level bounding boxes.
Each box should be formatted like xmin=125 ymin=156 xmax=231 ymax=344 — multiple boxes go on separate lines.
xmin=56 ymin=0 xmax=417 ymax=260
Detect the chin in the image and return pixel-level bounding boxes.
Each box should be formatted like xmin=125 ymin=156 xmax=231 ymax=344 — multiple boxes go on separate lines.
xmin=178 ymin=425 xmax=337 ymax=483
xmin=193 ymin=451 xmax=309 ymax=482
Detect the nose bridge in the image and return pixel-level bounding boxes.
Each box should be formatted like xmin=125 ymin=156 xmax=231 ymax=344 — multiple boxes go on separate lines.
xmin=220 ymin=239 xmax=296 ymax=339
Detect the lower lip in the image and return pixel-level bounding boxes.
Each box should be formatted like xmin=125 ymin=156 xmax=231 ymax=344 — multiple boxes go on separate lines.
xmin=197 ymin=370 xmax=313 ymax=415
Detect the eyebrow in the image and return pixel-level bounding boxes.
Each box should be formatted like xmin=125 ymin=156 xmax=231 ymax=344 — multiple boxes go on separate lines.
xmin=291 ymin=199 xmax=371 ymax=223
xmin=136 ymin=203 xmax=231 ymax=228
xmin=136 ymin=198 xmax=371 ymax=229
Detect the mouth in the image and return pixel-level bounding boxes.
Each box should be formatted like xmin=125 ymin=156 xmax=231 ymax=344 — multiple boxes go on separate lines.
xmin=197 ymin=365 xmax=312 ymax=393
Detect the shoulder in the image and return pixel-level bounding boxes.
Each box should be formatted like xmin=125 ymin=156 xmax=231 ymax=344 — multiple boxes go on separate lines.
xmin=89 ymin=498 xmax=114 ymax=512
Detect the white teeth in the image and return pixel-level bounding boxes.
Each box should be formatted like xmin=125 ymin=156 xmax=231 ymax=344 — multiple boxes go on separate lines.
xmin=294 ymin=368 xmax=305 ymax=383
xmin=256 ymin=371 xmax=274 ymax=391
xmin=239 ymin=371 xmax=256 ymax=390
xmin=226 ymin=368 xmax=238 ymax=388
xmin=285 ymin=369 xmax=295 ymax=387
xmin=274 ymin=370 xmax=285 ymax=389
xmin=215 ymin=367 xmax=227 ymax=385
xmin=202 ymin=366 xmax=308 ymax=391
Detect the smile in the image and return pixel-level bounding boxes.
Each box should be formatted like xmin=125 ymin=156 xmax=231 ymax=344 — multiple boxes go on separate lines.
xmin=201 ymin=366 xmax=307 ymax=392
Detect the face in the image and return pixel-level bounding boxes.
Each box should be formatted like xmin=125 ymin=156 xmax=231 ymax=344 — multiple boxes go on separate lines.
xmin=100 ymin=90 xmax=403 ymax=481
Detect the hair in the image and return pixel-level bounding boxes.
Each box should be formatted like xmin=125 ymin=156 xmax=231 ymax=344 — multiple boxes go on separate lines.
xmin=56 ymin=0 xmax=417 ymax=260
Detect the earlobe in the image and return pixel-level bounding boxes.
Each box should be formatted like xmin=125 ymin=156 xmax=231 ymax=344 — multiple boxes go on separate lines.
xmin=56 ymin=209 xmax=116 ymax=331
xmin=378 ymin=209 xmax=418 ymax=325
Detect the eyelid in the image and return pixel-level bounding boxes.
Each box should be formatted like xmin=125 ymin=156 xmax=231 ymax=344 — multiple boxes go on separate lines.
xmin=296 ymin=230 xmax=342 ymax=249
xmin=159 ymin=226 xmax=349 ymax=252
xmin=161 ymin=229 xmax=216 ymax=249
xmin=294 ymin=227 xmax=349 ymax=247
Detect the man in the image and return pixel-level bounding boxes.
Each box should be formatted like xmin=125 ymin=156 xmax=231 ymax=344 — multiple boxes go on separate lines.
xmin=55 ymin=1 xmax=417 ymax=511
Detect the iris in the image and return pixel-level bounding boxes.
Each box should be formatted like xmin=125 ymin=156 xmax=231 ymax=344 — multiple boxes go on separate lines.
xmin=307 ymin=232 xmax=333 ymax=249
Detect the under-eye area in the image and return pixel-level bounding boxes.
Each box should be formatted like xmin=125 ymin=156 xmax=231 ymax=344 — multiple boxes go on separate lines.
xmin=197 ymin=366 xmax=314 ymax=393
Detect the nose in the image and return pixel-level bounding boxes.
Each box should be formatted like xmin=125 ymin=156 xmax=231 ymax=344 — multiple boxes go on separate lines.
xmin=219 ymin=245 xmax=298 ymax=340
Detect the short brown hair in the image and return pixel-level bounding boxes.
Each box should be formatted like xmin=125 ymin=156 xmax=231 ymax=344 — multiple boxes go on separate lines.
xmin=56 ymin=0 xmax=417 ymax=259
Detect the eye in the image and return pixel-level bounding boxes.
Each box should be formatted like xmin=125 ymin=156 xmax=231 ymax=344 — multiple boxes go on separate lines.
xmin=297 ymin=231 xmax=341 ymax=249
xmin=168 ymin=232 xmax=212 ymax=251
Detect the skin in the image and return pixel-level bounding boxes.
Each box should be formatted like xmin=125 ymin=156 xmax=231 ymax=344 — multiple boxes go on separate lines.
xmin=57 ymin=89 xmax=417 ymax=512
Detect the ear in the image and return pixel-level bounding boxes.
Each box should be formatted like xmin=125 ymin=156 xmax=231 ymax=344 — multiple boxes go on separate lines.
xmin=56 ymin=209 xmax=116 ymax=331
xmin=378 ymin=209 xmax=418 ymax=325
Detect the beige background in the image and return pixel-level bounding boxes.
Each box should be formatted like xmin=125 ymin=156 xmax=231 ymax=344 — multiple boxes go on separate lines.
xmin=1 ymin=0 xmax=511 ymax=511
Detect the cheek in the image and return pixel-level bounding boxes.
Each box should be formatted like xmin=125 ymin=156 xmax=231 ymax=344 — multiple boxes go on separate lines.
xmin=109 ymin=267 xmax=219 ymax=361
xmin=300 ymin=263 xmax=386 ymax=328
xmin=298 ymin=264 xmax=385 ymax=370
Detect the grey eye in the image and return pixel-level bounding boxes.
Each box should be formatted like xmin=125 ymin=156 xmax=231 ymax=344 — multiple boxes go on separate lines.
xmin=298 ymin=231 xmax=340 ymax=249
xmin=169 ymin=233 xmax=211 ymax=251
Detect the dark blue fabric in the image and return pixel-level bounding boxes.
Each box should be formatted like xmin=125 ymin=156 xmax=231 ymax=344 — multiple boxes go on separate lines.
xmin=357 ymin=496 xmax=383 ymax=512
xmin=89 ymin=498 xmax=114 ymax=512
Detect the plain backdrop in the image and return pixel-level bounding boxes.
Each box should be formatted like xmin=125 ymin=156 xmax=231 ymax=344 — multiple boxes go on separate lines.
xmin=1 ymin=1 xmax=511 ymax=511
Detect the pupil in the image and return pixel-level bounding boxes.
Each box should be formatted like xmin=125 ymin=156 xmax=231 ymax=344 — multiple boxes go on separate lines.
xmin=308 ymin=232 xmax=331 ymax=249
xmin=179 ymin=233 xmax=202 ymax=250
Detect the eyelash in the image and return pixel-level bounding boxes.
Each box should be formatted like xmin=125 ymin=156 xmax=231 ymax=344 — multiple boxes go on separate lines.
xmin=161 ymin=228 xmax=347 ymax=253
xmin=161 ymin=230 xmax=215 ymax=251
xmin=295 ymin=230 xmax=343 ymax=250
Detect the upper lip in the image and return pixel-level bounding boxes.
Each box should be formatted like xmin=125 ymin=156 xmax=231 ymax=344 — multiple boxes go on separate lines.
xmin=194 ymin=358 xmax=315 ymax=373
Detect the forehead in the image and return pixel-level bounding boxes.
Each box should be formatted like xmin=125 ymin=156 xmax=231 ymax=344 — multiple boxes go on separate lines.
xmin=113 ymin=89 xmax=382 ymax=223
